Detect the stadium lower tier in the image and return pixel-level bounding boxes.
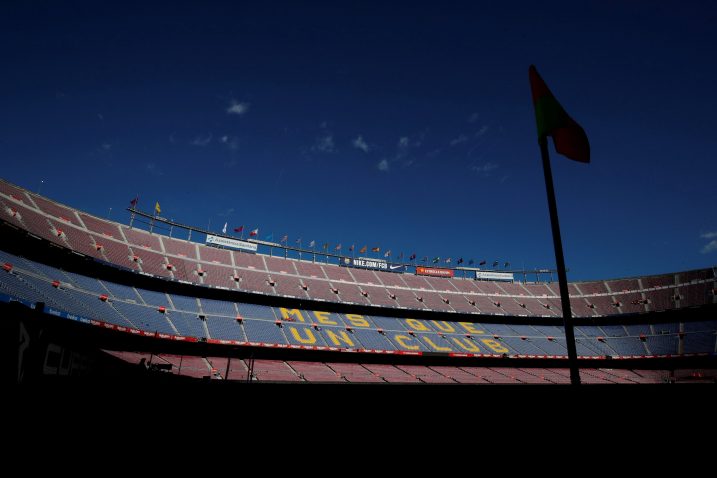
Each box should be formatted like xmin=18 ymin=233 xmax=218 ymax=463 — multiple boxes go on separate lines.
xmin=2 ymin=250 xmax=716 ymax=359
xmin=104 ymin=351 xmax=716 ymax=384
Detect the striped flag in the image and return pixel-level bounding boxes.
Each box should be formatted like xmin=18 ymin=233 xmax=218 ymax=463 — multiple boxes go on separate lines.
xmin=234 ymin=226 xmax=244 ymax=233
xmin=359 ymin=245 xmax=367 ymax=253
xmin=249 ymin=228 xmax=259 ymax=237
xmin=222 ymin=222 xmax=227 ymax=234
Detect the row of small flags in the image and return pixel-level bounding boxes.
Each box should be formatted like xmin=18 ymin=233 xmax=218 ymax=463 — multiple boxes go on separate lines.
xmin=131 ymin=198 xmax=510 ymax=268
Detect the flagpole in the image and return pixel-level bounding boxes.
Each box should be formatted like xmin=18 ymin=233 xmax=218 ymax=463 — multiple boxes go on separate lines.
xmin=539 ymin=137 xmax=580 ymax=386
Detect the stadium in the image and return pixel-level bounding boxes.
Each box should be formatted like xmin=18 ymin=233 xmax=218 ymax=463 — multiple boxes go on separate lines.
xmin=1 ymin=177 xmax=715 ymax=385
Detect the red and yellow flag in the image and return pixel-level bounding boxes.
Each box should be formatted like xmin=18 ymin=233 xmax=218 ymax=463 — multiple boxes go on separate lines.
xmin=529 ymin=65 xmax=590 ymax=163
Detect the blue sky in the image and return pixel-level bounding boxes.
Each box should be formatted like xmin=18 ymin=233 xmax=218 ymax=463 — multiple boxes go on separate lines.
xmin=1 ymin=1 xmax=716 ymax=281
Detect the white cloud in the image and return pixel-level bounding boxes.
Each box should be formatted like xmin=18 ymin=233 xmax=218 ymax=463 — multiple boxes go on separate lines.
xmin=313 ymin=135 xmax=335 ymax=153
xmin=476 ymin=125 xmax=489 ymax=137
xmin=227 ymin=101 xmax=249 ymax=115
xmin=377 ymin=159 xmax=389 ymax=171
xmin=145 ymin=162 xmax=164 ymax=177
xmin=449 ymin=134 xmax=468 ymax=146
xmin=398 ymin=137 xmax=409 ymax=149
xmin=352 ymin=135 xmax=370 ymax=152
xmin=217 ymin=207 xmax=235 ymax=217
xmin=221 ymin=135 xmax=240 ymax=150
xmin=471 ymin=162 xmax=499 ymax=175
xmin=468 ymin=113 xmax=479 ymax=123
xmin=191 ymin=134 xmax=213 ymax=146
xmin=701 ymin=240 xmax=717 ymax=254
xmin=701 ymin=231 xmax=717 ymax=239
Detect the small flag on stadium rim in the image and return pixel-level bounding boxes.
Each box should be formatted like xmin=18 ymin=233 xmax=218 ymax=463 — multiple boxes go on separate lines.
xmin=384 ymin=250 xmax=391 ymax=257
xmin=493 ymin=260 xmax=499 ymax=267
xmin=432 ymin=257 xmax=440 ymax=263
xmin=529 ymin=65 xmax=590 ymax=163
xmin=504 ymin=262 xmax=511 ymax=268
xmin=371 ymin=247 xmax=380 ymax=252
xmin=445 ymin=258 xmax=451 ymax=263
xmin=280 ymin=235 xmax=288 ymax=243
xmin=457 ymin=258 xmax=464 ymax=264
xmin=421 ymin=256 xmax=428 ymax=262
xmin=296 ymin=237 xmax=302 ymax=245
xmin=130 ymin=196 xmax=138 ymax=208
xmin=479 ymin=260 xmax=486 ymax=266
xmin=249 ymin=228 xmax=259 ymax=237
xmin=349 ymin=244 xmax=355 ymax=252
xmin=154 ymin=202 xmax=161 ymax=215
xmin=309 ymin=240 xmax=316 ymax=248
xmin=234 ymin=226 xmax=244 ymax=233
xmin=323 ymin=243 xmax=329 ymax=250
xmin=359 ymin=245 xmax=367 ymax=253
xmin=335 ymin=244 xmax=342 ymax=251
xmin=409 ymin=253 xmax=416 ymax=261
xmin=222 ymin=222 xmax=227 ymax=234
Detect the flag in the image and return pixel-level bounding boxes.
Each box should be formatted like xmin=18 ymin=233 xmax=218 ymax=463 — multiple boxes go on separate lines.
xmin=409 ymin=253 xmax=416 ymax=261
xmin=492 ymin=260 xmax=499 ymax=267
xmin=296 ymin=238 xmax=302 ymax=245
xmin=154 ymin=202 xmax=161 ymax=215
xmin=359 ymin=245 xmax=367 ymax=253
xmin=445 ymin=258 xmax=451 ymax=263
xmin=457 ymin=258 xmax=464 ymax=265
xmin=371 ymin=247 xmax=380 ymax=252
xmin=529 ymin=65 xmax=590 ymax=163
xmin=222 ymin=222 xmax=227 ymax=234
xmin=504 ymin=261 xmax=510 ymax=268
xmin=479 ymin=260 xmax=487 ymax=266
xmin=234 ymin=226 xmax=244 ymax=233
xmin=384 ymin=250 xmax=391 ymax=258
xmin=432 ymin=257 xmax=440 ymax=263
xmin=309 ymin=240 xmax=316 ymax=248
xmin=249 ymin=228 xmax=259 ymax=237
xmin=280 ymin=235 xmax=288 ymax=243
xmin=322 ymin=243 xmax=329 ymax=250
xmin=129 ymin=196 xmax=138 ymax=208
xmin=421 ymin=256 xmax=427 ymax=262
xmin=335 ymin=244 xmax=342 ymax=251
xmin=349 ymin=244 xmax=355 ymax=252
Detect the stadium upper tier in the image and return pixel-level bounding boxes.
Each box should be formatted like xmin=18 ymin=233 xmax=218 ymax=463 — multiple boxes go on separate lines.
xmin=1 ymin=178 xmax=715 ymax=319
xmin=2 ymin=250 xmax=716 ymax=358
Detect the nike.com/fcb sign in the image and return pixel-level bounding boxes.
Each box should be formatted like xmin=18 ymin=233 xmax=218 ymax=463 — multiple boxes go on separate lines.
xmin=340 ymin=257 xmax=406 ymax=272
xmin=416 ymin=266 xmax=455 ymax=278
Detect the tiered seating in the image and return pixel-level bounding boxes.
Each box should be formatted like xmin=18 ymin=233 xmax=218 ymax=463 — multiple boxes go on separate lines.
xmin=301 ymin=278 xmax=341 ymax=302
xmin=233 ymin=251 xmax=265 ymax=270
xmin=320 ymin=264 xmax=353 ymax=282
xmin=80 ymin=214 xmax=122 ymax=238
xmin=199 ymin=245 xmax=232 ymax=265
xmin=264 ymin=256 xmax=296 ymax=274
xmin=162 ymin=236 xmax=197 ymax=259
xmin=122 ymin=227 xmax=162 ymax=251
xmin=30 ymin=195 xmax=80 ymax=225
xmin=1 ymin=178 xmax=715 ymax=323
xmin=199 ymin=262 xmax=236 ymax=288
xmin=236 ymin=269 xmax=274 ymax=295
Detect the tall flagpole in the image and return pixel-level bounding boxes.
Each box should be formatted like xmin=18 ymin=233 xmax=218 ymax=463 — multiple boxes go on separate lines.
xmin=539 ymin=137 xmax=580 ymax=386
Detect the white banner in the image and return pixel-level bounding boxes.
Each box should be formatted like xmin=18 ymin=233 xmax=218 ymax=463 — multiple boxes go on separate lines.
xmin=475 ymin=271 xmax=514 ymax=281
xmin=205 ymin=234 xmax=258 ymax=252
